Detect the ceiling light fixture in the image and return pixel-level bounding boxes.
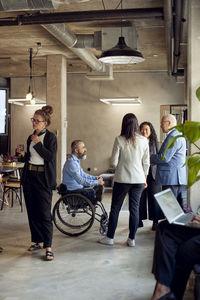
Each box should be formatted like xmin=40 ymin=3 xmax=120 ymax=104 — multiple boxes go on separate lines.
xmin=26 ymin=48 xmax=34 ymax=102
xmin=8 ymin=98 xmax=46 ymax=106
xmin=99 ymin=36 xmax=145 ymax=64
xmin=99 ymin=0 xmax=144 ymax=65
xmin=8 ymin=45 xmax=46 ymax=106
xmin=99 ymin=97 xmax=142 ymax=106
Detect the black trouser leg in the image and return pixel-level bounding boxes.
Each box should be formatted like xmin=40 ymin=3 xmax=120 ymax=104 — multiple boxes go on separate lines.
xmin=128 ymin=184 xmax=144 ymax=239
xmin=152 ymin=221 xmax=200 ymax=299
xmin=107 ymin=182 xmax=129 ymax=239
xmin=147 ymin=173 xmax=163 ymax=221
xmin=139 ymin=188 xmax=147 ymax=221
xmin=23 ymin=171 xmax=53 ymax=248
xmin=171 ymin=235 xmax=200 ymax=300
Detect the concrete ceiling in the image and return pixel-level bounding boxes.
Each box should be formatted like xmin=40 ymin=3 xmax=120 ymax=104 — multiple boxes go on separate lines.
xmin=0 ymin=0 xmax=187 ymax=78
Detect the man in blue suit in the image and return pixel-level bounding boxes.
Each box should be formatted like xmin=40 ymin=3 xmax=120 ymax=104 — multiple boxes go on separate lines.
xmin=150 ymin=114 xmax=190 ymax=212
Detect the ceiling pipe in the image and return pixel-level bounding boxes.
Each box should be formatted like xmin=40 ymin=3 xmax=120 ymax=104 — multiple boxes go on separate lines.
xmin=164 ymin=0 xmax=185 ymax=77
xmin=173 ymin=0 xmax=182 ymax=74
xmin=42 ymin=23 xmax=104 ymax=72
xmin=163 ymin=0 xmax=173 ymax=76
xmin=0 ymin=8 xmax=163 ymax=26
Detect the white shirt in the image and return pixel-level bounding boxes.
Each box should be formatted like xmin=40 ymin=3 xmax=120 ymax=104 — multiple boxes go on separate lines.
xmin=111 ymin=134 xmax=150 ymax=184
xmin=29 ymin=132 xmax=46 ymax=165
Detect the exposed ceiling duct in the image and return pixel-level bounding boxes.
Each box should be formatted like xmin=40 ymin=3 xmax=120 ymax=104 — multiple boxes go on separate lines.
xmin=42 ymin=23 xmax=115 ymax=79
xmin=0 ymin=0 xmax=59 ymax=11
xmin=42 ymin=23 xmax=105 ymax=72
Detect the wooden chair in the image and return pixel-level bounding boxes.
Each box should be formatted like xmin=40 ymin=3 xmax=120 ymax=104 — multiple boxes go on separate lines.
xmin=1 ymin=173 xmax=23 ymax=212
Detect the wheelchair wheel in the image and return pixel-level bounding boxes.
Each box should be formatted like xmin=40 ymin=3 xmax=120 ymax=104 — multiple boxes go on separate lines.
xmin=53 ymin=193 xmax=95 ymax=236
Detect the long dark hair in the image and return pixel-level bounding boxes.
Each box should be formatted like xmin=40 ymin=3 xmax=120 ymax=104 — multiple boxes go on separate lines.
xmin=139 ymin=121 xmax=158 ymax=147
xmin=120 ymin=113 xmax=139 ymax=146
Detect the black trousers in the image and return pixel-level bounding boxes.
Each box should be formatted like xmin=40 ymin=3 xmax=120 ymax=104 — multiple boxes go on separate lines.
xmin=152 ymin=220 xmax=200 ymax=300
xmin=23 ymin=170 xmax=53 ymax=248
xmin=139 ymin=171 xmax=163 ymax=222
xmin=107 ymin=182 xmax=144 ymax=239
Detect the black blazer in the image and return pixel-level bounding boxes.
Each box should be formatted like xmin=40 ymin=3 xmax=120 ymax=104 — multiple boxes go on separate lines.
xmin=21 ymin=129 xmax=57 ymax=189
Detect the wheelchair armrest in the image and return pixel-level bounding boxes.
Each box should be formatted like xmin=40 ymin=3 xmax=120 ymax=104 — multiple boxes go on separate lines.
xmin=57 ymin=183 xmax=68 ymax=195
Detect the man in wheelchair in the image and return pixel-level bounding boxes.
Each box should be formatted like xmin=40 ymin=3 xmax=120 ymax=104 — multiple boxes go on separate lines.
xmin=62 ymin=140 xmax=104 ymax=204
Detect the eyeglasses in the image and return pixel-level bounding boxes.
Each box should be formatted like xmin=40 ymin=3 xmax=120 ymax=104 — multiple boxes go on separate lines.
xmin=30 ymin=118 xmax=45 ymax=124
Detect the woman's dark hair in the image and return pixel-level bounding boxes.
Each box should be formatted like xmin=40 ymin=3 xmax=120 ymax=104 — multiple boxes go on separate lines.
xmin=34 ymin=105 xmax=53 ymax=126
xmin=120 ymin=113 xmax=139 ymax=146
xmin=139 ymin=121 xmax=158 ymax=147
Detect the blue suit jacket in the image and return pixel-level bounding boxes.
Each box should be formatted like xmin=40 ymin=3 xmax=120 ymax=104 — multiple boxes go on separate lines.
xmin=150 ymin=129 xmax=187 ymax=185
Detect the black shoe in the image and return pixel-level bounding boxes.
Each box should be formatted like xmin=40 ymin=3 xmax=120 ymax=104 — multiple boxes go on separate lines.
xmin=152 ymin=221 xmax=158 ymax=231
xmin=158 ymin=291 xmax=176 ymax=300
xmin=138 ymin=220 xmax=144 ymax=228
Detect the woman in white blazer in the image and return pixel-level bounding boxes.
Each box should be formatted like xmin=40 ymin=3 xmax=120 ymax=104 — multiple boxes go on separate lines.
xmin=99 ymin=113 xmax=150 ymax=246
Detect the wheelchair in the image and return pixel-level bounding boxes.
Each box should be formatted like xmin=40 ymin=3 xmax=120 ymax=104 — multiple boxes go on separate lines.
xmin=52 ymin=184 xmax=108 ymax=237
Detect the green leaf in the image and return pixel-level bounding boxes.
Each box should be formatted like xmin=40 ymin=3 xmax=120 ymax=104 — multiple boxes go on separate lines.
xmin=186 ymin=155 xmax=200 ymax=187
xmin=175 ymin=123 xmax=184 ymax=134
xmin=161 ymin=135 xmax=183 ymax=160
xmin=194 ymin=175 xmax=200 ymax=185
xmin=175 ymin=121 xmax=200 ymax=143
xmin=183 ymin=121 xmax=200 ymax=143
xmin=196 ymin=86 xmax=200 ymax=102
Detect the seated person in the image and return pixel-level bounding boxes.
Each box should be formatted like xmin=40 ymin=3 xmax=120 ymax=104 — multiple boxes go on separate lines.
xmin=151 ymin=216 xmax=200 ymax=300
xmin=62 ymin=140 xmax=104 ymax=203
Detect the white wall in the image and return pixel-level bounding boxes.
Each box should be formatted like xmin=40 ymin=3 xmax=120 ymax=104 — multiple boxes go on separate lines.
xmin=67 ymin=72 xmax=184 ymax=174
xmin=10 ymin=71 xmax=184 ymax=175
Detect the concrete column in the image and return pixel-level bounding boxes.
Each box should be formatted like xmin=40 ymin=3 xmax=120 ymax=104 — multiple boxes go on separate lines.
xmin=187 ymin=0 xmax=200 ymax=211
xmin=46 ymin=55 xmax=67 ymax=184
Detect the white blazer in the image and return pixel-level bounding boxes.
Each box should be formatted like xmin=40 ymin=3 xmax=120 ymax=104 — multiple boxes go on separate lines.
xmin=111 ymin=134 xmax=150 ymax=184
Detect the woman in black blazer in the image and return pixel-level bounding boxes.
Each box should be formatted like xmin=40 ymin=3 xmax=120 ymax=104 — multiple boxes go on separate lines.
xmin=139 ymin=122 xmax=164 ymax=230
xmin=18 ymin=105 xmax=57 ymax=261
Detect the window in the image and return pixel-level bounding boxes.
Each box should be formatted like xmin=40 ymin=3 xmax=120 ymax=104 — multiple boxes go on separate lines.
xmin=0 ymin=89 xmax=8 ymax=135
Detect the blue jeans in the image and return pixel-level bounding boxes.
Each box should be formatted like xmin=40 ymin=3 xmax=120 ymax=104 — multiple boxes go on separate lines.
xmin=81 ymin=185 xmax=104 ymax=204
xmin=107 ymin=182 xmax=144 ymax=239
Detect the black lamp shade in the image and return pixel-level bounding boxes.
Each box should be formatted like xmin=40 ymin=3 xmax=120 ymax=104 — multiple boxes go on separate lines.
xmin=99 ymin=36 xmax=145 ymax=64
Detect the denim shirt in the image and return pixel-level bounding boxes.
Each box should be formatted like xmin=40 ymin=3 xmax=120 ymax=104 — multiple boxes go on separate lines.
xmin=62 ymin=154 xmax=98 ymax=190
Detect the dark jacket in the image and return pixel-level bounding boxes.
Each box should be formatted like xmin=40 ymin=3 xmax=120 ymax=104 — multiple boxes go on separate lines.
xmin=21 ymin=129 xmax=57 ymax=189
xmin=149 ymin=141 xmax=159 ymax=180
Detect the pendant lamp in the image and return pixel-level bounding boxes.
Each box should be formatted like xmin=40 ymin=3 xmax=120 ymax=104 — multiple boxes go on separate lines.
xmin=99 ymin=36 xmax=145 ymax=64
xmin=26 ymin=48 xmax=35 ymax=102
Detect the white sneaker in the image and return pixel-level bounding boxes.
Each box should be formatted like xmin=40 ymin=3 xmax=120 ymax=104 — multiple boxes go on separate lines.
xmin=99 ymin=236 xmax=114 ymax=246
xmin=127 ymin=238 xmax=135 ymax=247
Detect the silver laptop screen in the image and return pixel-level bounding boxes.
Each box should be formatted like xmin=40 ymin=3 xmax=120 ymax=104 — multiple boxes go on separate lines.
xmin=154 ymin=189 xmax=183 ymax=223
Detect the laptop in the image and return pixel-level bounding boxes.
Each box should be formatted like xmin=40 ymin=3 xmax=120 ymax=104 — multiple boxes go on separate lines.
xmin=154 ymin=188 xmax=195 ymax=226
